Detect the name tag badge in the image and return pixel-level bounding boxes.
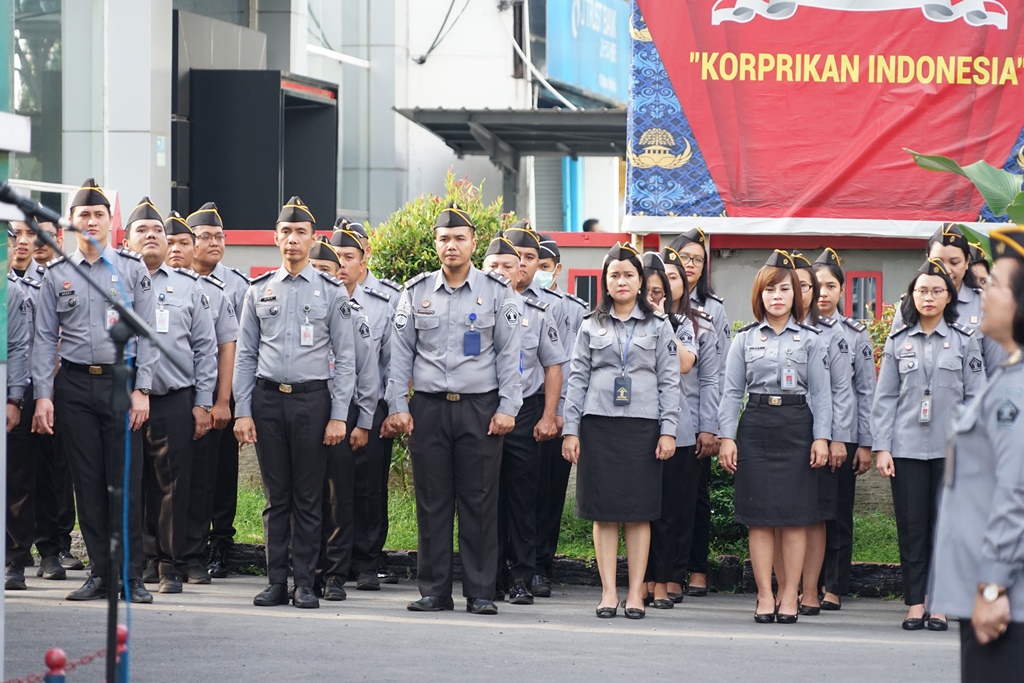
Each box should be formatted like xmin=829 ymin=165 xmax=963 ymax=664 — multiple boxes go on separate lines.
xmin=464 ymin=329 xmax=481 ymax=356
xmin=613 ymin=376 xmax=632 ymax=406
xmin=155 ymin=308 xmax=170 ymax=333
xmin=105 ymin=308 xmax=119 ymax=331
xmin=919 ymin=395 xmax=932 ymax=424
xmin=781 ymin=366 xmax=797 ymax=390
xmin=300 ymin=323 xmax=314 ymax=347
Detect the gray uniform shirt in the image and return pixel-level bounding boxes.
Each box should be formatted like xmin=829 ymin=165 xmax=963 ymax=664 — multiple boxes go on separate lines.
xmin=386 ymin=267 xmax=523 ymax=417
xmin=813 ymin=315 xmax=855 ymax=443
xmin=672 ymin=314 xmax=699 ymax=446
xmin=233 ymin=264 xmax=356 ymax=422
xmin=363 ymin=269 xmax=404 ymax=313
xmin=15 ymin=266 xmax=44 ymax=366
xmin=692 ymin=292 xmax=730 ymax=374
xmin=32 ymin=245 xmax=158 ymax=398
xmin=929 ymin=352 xmax=1024 ymax=621
xmin=200 ymin=274 xmax=240 ymax=345
xmin=683 ymin=311 xmax=720 ymax=437
xmin=719 ymin=317 xmax=833 ymax=441
xmin=536 ymin=287 xmax=587 ymax=416
xmin=871 ymin=319 xmax=984 ymax=459
xmin=335 ymin=299 xmax=379 ymax=429
xmin=211 ymin=262 xmax=250 ymax=319
xmin=831 ymin=312 xmax=875 ymax=448
xmin=563 ymin=306 xmax=681 ymax=437
xmin=356 ymin=284 xmax=394 ymax=401
xmin=150 ymin=265 xmax=218 ymax=406
xmin=515 ymin=292 xmax=568 ymax=399
xmin=6 ymin=274 xmax=31 ymax=399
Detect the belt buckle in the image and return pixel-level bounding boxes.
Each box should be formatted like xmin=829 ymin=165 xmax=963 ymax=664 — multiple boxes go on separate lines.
xmin=445 ymin=393 xmax=461 ymax=402
xmin=768 ymin=395 xmax=782 ymax=407
xmin=88 ymin=365 xmax=103 ymax=376
xmin=278 ymin=383 xmax=293 ymax=394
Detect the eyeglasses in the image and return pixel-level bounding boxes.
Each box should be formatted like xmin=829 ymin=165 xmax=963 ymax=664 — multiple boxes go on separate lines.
xmin=913 ymin=287 xmax=947 ymax=298
xmin=196 ymin=233 xmax=226 ymax=243
xmin=680 ymin=255 xmax=705 ymax=266
xmin=798 ymin=283 xmax=813 ymax=293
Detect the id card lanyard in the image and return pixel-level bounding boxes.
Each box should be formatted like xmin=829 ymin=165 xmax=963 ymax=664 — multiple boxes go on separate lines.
xmin=914 ymin=335 xmax=940 ymax=423
xmin=613 ymin=319 xmax=637 ymax=406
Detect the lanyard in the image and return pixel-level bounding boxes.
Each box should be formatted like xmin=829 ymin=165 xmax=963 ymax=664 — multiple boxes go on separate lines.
xmin=613 ymin=319 xmax=638 ymax=378
xmin=913 ymin=334 xmax=942 ymax=394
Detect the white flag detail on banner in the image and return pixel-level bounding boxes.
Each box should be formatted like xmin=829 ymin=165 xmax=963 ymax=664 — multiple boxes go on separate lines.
xmin=710 ymin=0 xmax=1008 ymax=29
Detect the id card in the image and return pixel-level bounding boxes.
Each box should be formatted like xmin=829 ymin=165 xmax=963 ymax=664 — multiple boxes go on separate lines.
xmin=613 ymin=376 xmax=632 ymax=406
xmin=300 ymin=323 xmax=314 ymax=347
xmin=464 ymin=329 xmax=481 ymax=356
xmin=918 ymin=395 xmax=932 ymax=424
xmin=105 ymin=307 xmax=119 ymax=331
xmin=781 ymin=366 xmax=796 ymax=390
xmin=155 ymin=308 xmax=169 ymax=333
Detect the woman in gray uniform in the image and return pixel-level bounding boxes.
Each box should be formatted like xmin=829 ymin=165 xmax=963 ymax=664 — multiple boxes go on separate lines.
xmin=718 ymin=250 xmax=832 ymax=624
xmin=930 ymin=226 xmax=1024 ymax=681
xmin=872 ymin=259 xmax=984 ymax=631
xmin=562 ymin=243 xmax=680 ymax=620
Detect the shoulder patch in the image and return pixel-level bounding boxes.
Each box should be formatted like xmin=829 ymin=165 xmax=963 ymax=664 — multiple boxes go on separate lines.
xmin=738 ymin=321 xmax=758 ymax=333
xmin=404 ymin=272 xmax=430 ymax=289
xmin=7 ymin=273 xmax=17 ymax=283
xmin=843 ymin=316 xmax=866 ymax=332
xmin=250 ymin=270 xmax=276 ymax=284
xmin=525 ymin=297 xmax=549 ymax=311
xmin=952 ymin=321 xmax=976 ymax=337
xmin=20 ymin=276 xmax=42 ymax=289
xmin=317 ymin=270 xmax=343 ymax=287
xmin=798 ymin=322 xmax=821 ymax=334
xmin=364 ymin=287 xmax=392 ymax=303
xmin=174 ymin=267 xmax=200 ymax=280
xmin=229 ymin=267 xmax=251 ymax=284
xmin=565 ymin=293 xmax=589 ymax=309
xmin=116 ymin=247 xmax=143 ymax=261
xmin=695 ymin=309 xmax=714 ymax=322
xmin=379 ymin=278 xmax=404 ymax=293
xmin=541 ymin=288 xmax=564 ymax=299
xmin=486 ymin=270 xmax=511 ymax=287
xmin=817 ymin=315 xmax=836 ymax=328
xmin=202 ymin=274 xmax=226 ymax=290
xmin=583 ymin=309 xmax=598 ymax=319
xmin=672 ymin=313 xmax=685 ymax=325
xmin=34 ymin=264 xmax=45 ymax=276
xmin=707 ymin=292 xmax=724 ymax=304
xmin=653 ymin=311 xmax=668 ymax=320
xmin=46 ymin=256 xmax=66 ymax=268
xmin=888 ymin=324 xmax=910 ymax=339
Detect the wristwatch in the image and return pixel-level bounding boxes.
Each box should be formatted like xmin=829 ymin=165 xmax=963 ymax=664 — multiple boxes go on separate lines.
xmin=7 ymin=397 xmax=24 ymax=410
xmin=978 ymin=583 xmax=1007 ymax=603
xmin=198 ymin=405 xmax=213 ymax=413
xmin=138 ymin=388 xmax=151 ymax=396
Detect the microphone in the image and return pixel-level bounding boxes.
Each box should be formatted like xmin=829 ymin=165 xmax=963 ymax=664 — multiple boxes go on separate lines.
xmin=0 ymin=182 xmax=72 ymax=230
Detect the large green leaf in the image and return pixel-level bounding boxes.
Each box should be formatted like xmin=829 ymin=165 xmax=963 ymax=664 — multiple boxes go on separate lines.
xmin=958 ymin=224 xmax=991 ymax=264
xmin=906 ymin=149 xmax=1024 ymax=216
xmin=1006 ymin=193 xmax=1024 ymax=225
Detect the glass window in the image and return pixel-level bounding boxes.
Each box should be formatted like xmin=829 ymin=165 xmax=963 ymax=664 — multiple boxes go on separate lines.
xmin=172 ymin=0 xmax=249 ymax=28
xmin=848 ymin=271 xmax=882 ymax=320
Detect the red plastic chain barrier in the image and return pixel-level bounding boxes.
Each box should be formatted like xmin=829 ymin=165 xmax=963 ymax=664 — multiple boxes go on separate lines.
xmin=4 ymin=646 xmax=106 ymax=683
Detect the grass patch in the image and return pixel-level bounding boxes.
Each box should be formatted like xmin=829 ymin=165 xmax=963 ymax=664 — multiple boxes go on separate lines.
xmin=852 ymin=511 xmax=901 ymax=564
xmin=235 ymin=485 xmax=267 ymax=545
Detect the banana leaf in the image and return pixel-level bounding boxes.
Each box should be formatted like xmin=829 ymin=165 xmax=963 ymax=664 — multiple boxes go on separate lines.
xmin=958 ymin=223 xmax=991 ymax=265
xmin=905 ymin=149 xmax=1024 ymax=218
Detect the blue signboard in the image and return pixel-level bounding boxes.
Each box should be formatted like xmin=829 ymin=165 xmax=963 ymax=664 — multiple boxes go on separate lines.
xmin=546 ymin=0 xmax=630 ymax=105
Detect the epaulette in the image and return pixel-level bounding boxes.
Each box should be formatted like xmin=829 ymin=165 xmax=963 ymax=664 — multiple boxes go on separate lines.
xmin=346 ymin=299 xmax=363 ymax=311
xmin=696 ymin=309 xmax=714 ymax=322
xmin=888 ymin=324 xmax=910 ymax=339
xmin=951 ymin=321 xmax=975 ymax=337
xmin=33 ymin=264 xmax=45 ymax=277
xmin=1001 ymin=348 xmax=1022 ymax=367
xmin=672 ymin=313 xmax=685 ymax=324
xmin=379 ymin=278 xmax=404 ymax=293
xmin=7 ymin=273 xmax=18 ymax=283
xmin=364 ymin=287 xmax=392 ymax=303
xmin=817 ymin=315 xmax=837 ymax=328
xmin=202 ymin=274 xmax=226 ymax=290
xmin=174 ymin=267 xmax=200 ymax=281
xmin=541 ymin=288 xmax=564 ymax=299
xmin=317 ymin=270 xmax=343 ymax=287
xmin=654 ymin=311 xmax=668 ymax=320
xmin=45 ymin=256 xmax=65 ymax=268
xmin=583 ymin=310 xmax=598 ymax=319
xmin=20 ymin=276 xmax=42 ymax=290
xmin=738 ymin=321 xmax=758 ymax=333
xmin=843 ymin=316 xmax=866 ymax=333
xmin=525 ymin=298 xmax=549 ymax=311
xmin=229 ymin=267 xmax=251 ymax=284
xmin=565 ymin=293 xmax=589 ymax=309
xmin=404 ymin=272 xmax=430 ymax=289
xmin=707 ymin=293 xmax=724 ymax=304
xmin=250 ymin=269 xmax=276 ymax=284
xmin=798 ymin=322 xmax=821 ymax=334
xmin=116 ymin=247 xmax=143 ymax=261
xmin=486 ymin=270 xmax=511 ymax=287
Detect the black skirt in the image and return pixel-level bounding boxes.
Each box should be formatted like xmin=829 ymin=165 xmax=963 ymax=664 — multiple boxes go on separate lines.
xmin=576 ymin=415 xmax=662 ymax=522
xmin=734 ymin=402 xmax=818 ymax=527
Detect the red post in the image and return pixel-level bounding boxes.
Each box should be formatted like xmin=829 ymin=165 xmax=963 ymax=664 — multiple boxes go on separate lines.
xmin=43 ymin=648 xmax=66 ymax=683
xmin=115 ymin=624 xmax=129 ymax=683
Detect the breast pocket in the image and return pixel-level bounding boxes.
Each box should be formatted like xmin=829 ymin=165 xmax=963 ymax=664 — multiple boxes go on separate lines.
xmin=744 ymin=346 xmax=766 ymax=363
xmin=897 ymin=357 xmax=921 ymax=393
xmin=414 ymin=314 xmax=441 ymax=352
xmin=632 ymin=334 xmax=658 ymax=368
xmin=521 ymin=320 xmax=540 ymax=352
xmin=256 ymin=302 xmax=283 ymax=334
xmin=936 ymin=356 xmax=964 ymax=389
xmin=475 ymin=312 xmax=497 ymax=347
xmin=56 ymin=296 xmax=77 ymax=315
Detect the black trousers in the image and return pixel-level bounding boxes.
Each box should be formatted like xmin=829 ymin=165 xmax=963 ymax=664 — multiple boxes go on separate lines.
xmin=183 ymin=423 xmax=220 ymax=565
xmin=54 ymin=370 xmax=144 ymax=580
xmin=209 ymin=402 xmax=238 ymax=551
xmin=409 ymin=391 xmax=502 ymax=599
xmin=648 ymin=445 xmax=700 ymax=583
xmin=824 ymin=442 xmax=858 ymax=595
xmin=142 ymin=389 xmax=195 ymax=576
xmin=497 ymin=394 xmax=543 ymax=583
xmin=320 ymin=403 xmax=359 ymax=580
xmin=34 ymin=394 xmax=75 ymax=559
xmin=960 ymin=621 xmax=1024 ymax=683
xmin=252 ymin=384 xmax=330 ymax=587
xmin=890 ymin=457 xmax=944 ymax=606
xmin=350 ymin=400 xmax=392 ymax=578
xmin=535 ymin=434 xmax=572 ymax=577
xmin=6 ymin=386 xmax=38 ymax=567
xmin=687 ymin=456 xmax=712 ymax=575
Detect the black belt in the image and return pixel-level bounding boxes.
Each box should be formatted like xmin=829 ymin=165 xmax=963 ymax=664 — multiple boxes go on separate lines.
xmin=256 ymin=378 xmax=328 ymax=394
xmin=151 ymin=387 xmax=192 ymax=400
xmin=418 ymin=391 xmax=494 ymax=403
xmin=61 ymin=360 xmax=114 ymax=376
xmin=748 ymin=393 xmax=806 ymax=407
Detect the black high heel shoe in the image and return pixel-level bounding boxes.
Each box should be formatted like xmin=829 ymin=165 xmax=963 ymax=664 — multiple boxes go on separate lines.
xmin=754 ymin=600 xmax=776 ymax=624
xmin=596 ymin=605 xmax=617 ymax=619
xmin=776 ymin=602 xmax=798 ymax=624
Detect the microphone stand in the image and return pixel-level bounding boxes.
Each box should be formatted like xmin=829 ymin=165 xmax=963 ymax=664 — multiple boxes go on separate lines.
xmin=19 ymin=214 xmax=193 ymax=683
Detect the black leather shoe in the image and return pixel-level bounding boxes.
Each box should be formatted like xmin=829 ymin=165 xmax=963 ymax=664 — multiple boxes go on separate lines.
xmin=820 ymin=598 xmax=842 ymax=611
xmin=596 ymin=606 xmax=617 ymax=618
xmin=668 ymin=592 xmax=684 ymax=603
xmin=799 ymin=604 xmax=821 ymax=616
xmin=185 ymin=562 xmax=211 ymax=585
xmin=927 ymin=617 xmax=949 ymax=631
xmin=754 ymin=611 xmax=775 ymax=624
xmin=620 ymin=595 xmax=654 ymax=608
xmin=58 ymin=551 xmax=85 ymax=571
xmin=407 ymin=595 xmax=454 ymax=612
xmin=207 ymin=547 xmax=228 ymax=579
xmin=624 ymin=607 xmax=646 ymax=620
xmin=5 ymin=564 xmax=27 ymax=591
xmin=651 ymin=598 xmax=674 ymax=609
xmin=142 ymin=561 xmax=159 ymax=584
xmin=355 ymin=572 xmax=380 ymax=591
xmin=323 ymin=576 xmax=347 ymax=601
xmin=902 ymin=617 xmax=926 ymax=630
xmin=685 ymin=585 xmax=709 ymax=597
xmin=776 ymin=612 xmax=798 ymax=624
xmin=508 ymin=579 xmax=534 ymax=605
xmin=158 ymin=574 xmax=183 ymax=594
xmin=66 ymin=576 xmax=106 ymax=601
xmin=37 ymin=556 xmax=67 ymax=581
xmin=377 ymin=569 xmax=399 ymax=584
xmin=124 ymin=579 xmax=153 ymax=604
xmin=253 ymin=583 xmax=289 ymax=607
xmin=467 ymin=598 xmax=498 ymax=615
xmin=531 ymin=574 xmax=552 ymax=598
xmin=293 ymin=586 xmax=320 ymax=609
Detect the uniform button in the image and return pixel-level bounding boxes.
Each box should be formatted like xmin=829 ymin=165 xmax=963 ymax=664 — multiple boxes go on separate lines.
xmin=446 ymin=372 xmax=452 ymax=377
xmin=450 ymin=321 xmax=455 ymax=326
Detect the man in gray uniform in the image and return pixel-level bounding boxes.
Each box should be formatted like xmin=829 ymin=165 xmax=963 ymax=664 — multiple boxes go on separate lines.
xmin=384 ymin=203 xmax=522 ymax=615
xmin=4 ymin=265 xmax=33 ymax=590
xmin=234 ymin=197 xmax=357 ymax=609
xmin=124 ymin=200 xmax=217 ymax=594
xmin=32 ymin=178 xmax=158 ymax=603
xmin=188 ymin=202 xmax=250 ymax=578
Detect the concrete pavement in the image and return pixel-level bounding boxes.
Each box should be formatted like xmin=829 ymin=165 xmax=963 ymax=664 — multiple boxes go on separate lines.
xmin=5 ymin=573 xmax=959 ymax=682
